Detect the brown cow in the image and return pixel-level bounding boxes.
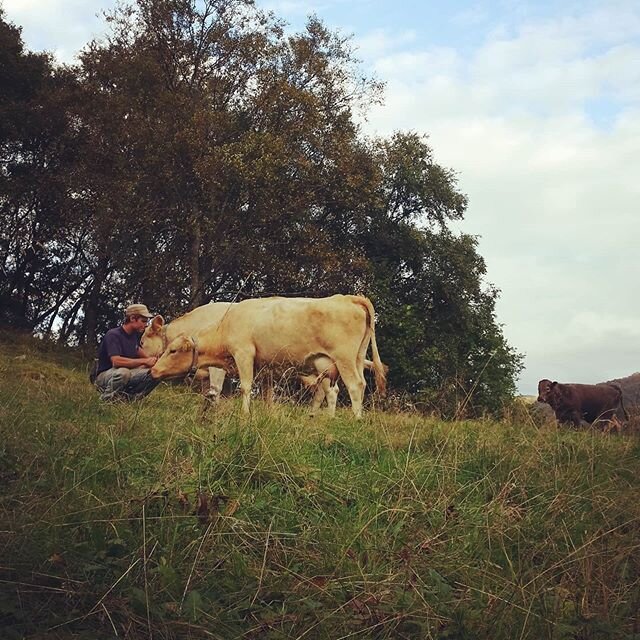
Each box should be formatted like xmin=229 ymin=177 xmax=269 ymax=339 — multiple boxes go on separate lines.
xmin=537 ymin=379 xmax=628 ymax=427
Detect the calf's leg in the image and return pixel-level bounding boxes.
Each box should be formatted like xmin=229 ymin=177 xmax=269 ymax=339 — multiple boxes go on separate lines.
xmin=309 ymin=383 xmax=326 ymax=417
xmin=324 ymin=380 xmax=339 ymax=417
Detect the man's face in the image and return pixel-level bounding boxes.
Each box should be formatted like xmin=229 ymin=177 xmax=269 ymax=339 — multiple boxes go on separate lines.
xmin=133 ymin=315 xmax=151 ymax=333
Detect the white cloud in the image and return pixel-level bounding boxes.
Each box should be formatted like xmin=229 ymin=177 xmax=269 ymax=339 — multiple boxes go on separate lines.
xmin=570 ymin=311 xmax=640 ymax=343
xmin=372 ymin=47 xmax=460 ymax=81
xmin=452 ymin=4 xmax=490 ymax=28
xmin=261 ymin=0 xmax=320 ymax=16
xmin=262 ymin=0 xmax=372 ymax=20
xmin=354 ymin=29 xmax=417 ymax=62
xmin=3 ymin=0 xmax=115 ymax=62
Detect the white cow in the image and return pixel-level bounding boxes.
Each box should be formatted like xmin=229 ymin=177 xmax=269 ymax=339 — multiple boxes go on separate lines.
xmin=141 ymin=302 xmax=232 ymax=360
xmin=140 ymin=302 xmax=233 ymax=395
xmin=151 ymin=295 xmax=386 ymax=418
xmin=141 ymin=301 xmax=382 ymax=414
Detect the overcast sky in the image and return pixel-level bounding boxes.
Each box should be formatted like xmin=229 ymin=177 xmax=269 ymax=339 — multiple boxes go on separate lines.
xmin=3 ymin=0 xmax=639 ymax=393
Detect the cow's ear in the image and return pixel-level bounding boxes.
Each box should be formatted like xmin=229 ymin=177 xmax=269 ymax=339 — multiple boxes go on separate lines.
xmin=151 ymin=315 xmax=164 ymax=331
xmin=551 ymin=381 xmax=558 ymax=387
xmin=178 ymin=336 xmax=194 ymax=352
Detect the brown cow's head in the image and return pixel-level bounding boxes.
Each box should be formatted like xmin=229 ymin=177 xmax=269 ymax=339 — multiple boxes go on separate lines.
xmin=150 ymin=334 xmax=195 ymax=379
xmin=140 ymin=315 xmax=166 ymax=357
xmin=537 ymin=379 xmax=560 ymax=406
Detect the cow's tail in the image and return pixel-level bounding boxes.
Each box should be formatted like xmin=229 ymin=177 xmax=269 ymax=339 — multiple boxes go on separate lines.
xmin=353 ymin=296 xmax=387 ymax=396
xmin=612 ymin=383 xmax=629 ymax=421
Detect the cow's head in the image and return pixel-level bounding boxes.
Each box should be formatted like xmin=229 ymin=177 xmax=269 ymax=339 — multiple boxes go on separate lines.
xmin=140 ymin=315 xmax=166 ymax=357
xmin=150 ymin=334 xmax=195 ymax=379
xmin=537 ymin=379 xmax=560 ymax=406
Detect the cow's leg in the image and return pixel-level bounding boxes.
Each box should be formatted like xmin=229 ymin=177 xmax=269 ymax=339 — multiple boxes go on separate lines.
xmin=334 ymin=360 xmax=365 ymax=419
xmin=233 ymin=349 xmax=256 ymax=414
xmin=309 ymin=380 xmax=339 ymax=417
xmin=606 ymin=414 xmax=623 ymax=434
xmin=593 ymin=408 xmax=616 ymax=431
xmin=555 ymin=408 xmax=576 ymax=428
xmin=206 ymin=367 xmax=226 ymax=402
xmin=262 ymin=369 xmax=275 ymax=405
xmin=569 ymin=411 xmax=583 ymax=428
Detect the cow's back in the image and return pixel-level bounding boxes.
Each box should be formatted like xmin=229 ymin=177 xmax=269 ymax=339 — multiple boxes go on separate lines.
xmin=567 ymin=383 xmax=621 ymax=422
xmin=585 ymin=384 xmax=621 ymax=419
xmin=219 ymin=295 xmax=368 ymax=363
xmin=167 ymin=302 xmax=233 ymax=341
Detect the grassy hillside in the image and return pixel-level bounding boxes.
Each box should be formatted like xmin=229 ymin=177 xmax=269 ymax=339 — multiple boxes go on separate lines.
xmin=1 ymin=331 xmax=639 ymax=640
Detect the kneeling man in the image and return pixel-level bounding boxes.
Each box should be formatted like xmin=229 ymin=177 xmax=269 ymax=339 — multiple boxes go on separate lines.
xmin=95 ymin=303 xmax=161 ymax=402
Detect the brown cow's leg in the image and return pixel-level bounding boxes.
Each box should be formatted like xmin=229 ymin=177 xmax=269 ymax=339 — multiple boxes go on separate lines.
xmin=565 ymin=411 xmax=582 ymax=428
xmin=605 ymin=415 xmax=623 ymax=434
xmin=593 ymin=409 xmax=616 ymax=431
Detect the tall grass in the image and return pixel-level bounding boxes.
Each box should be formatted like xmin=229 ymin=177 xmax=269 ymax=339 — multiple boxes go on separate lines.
xmin=0 ymin=330 xmax=638 ymax=639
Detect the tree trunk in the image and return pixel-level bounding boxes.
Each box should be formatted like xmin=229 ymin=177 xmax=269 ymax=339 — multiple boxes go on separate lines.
xmin=83 ymin=249 xmax=110 ymax=347
xmin=189 ymin=217 xmax=204 ymax=309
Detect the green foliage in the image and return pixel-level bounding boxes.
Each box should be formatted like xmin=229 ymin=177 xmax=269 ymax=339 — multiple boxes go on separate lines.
xmin=0 ymin=9 xmax=81 ymax=332
xmin=361 ymin=135 xmax=523 ymax=415
xmin=0 ymin=333 xmax=638 ymax=639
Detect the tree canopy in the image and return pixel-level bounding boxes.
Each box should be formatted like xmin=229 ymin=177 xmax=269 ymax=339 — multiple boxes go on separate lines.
xmin=0 ymin=0 xmax=522 ymax=415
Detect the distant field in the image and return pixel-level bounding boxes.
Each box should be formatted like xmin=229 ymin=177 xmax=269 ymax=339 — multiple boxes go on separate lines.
xmin=1 ymin=330 xmax=639 ymax=639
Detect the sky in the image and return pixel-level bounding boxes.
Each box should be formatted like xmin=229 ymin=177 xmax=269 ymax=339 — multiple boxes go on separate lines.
xmin=3 ymin=0 xmax=639 ymax=394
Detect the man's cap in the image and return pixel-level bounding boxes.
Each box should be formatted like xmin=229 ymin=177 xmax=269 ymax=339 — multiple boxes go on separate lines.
xmin=125 ymin=303 xmax=153 ymax=318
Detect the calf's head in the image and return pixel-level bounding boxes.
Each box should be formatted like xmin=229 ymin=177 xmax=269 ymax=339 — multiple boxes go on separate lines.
xmin=140 ymin=315 xmax=166 ymax=357
xmin=150 ymin=334 xmax=195 ymax=379
xmin=537 ymin=379 xmax=560 ymax=406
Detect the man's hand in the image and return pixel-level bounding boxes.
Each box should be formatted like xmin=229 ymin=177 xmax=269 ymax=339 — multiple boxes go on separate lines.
xmin=111 ymin=355 xmax=159 ymax=369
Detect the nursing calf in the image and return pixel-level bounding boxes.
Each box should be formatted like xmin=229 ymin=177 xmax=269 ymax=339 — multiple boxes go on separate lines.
xmin=300 ymin=358 xmax=390 ymax=416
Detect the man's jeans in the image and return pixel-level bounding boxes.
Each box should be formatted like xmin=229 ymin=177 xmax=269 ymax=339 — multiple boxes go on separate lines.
xmin=95 ymin=367 xmax=160 ymax=402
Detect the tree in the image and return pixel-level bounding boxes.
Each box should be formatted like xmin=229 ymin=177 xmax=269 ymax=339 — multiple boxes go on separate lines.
xmin=70 ymin=1 xmax=382 ymax=334
xmin=0 ymin=9 xmax=81 ymax=331
xmin=361 ymin=133 xmax=522 ymax=415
